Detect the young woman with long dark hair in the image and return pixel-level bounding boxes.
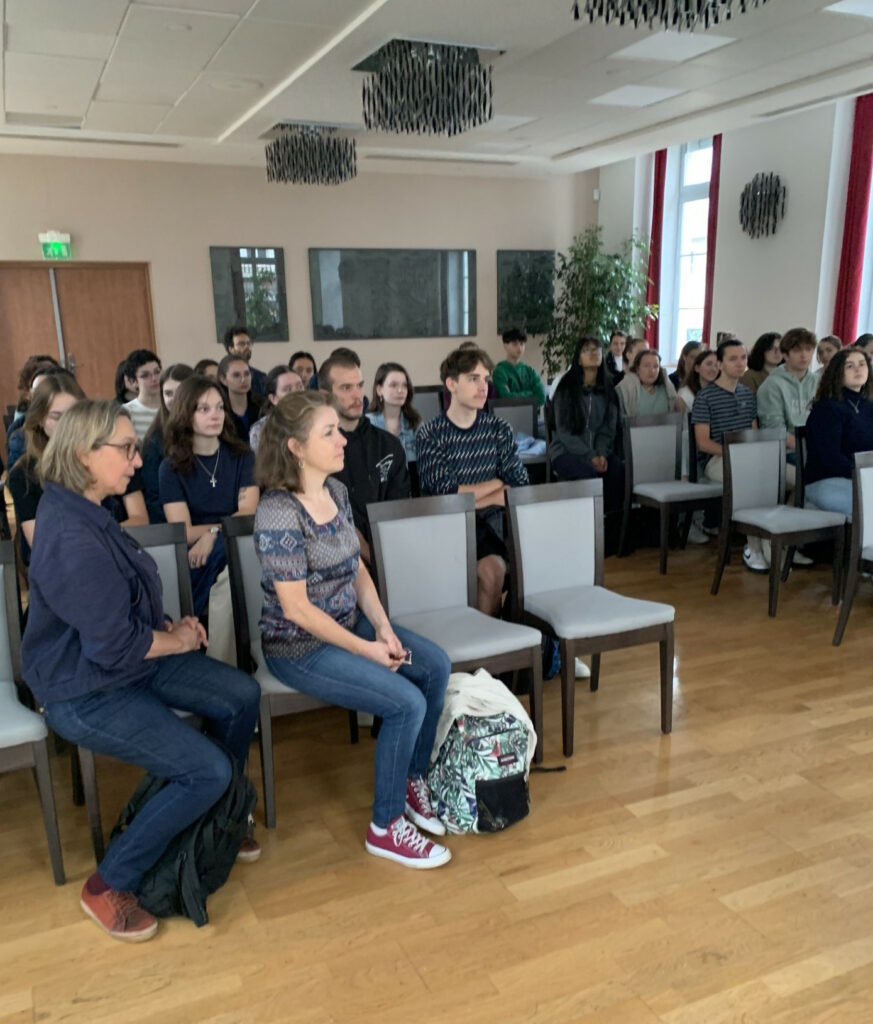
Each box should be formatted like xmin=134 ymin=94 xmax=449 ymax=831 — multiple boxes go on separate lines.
xmin=141 ymin=363 xmax=194 ymax=522
xmin=366 ymin=361 xmax=422 ymax=465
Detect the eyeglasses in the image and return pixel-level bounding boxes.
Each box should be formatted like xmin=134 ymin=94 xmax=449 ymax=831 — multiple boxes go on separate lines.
xmin=136 ymin=370 xmax=161 ymax=381
xmin=100 ymin=440 xmax=142 ymax=461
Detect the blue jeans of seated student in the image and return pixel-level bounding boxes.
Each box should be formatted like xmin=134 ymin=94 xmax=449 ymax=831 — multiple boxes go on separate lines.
xmin=266 ymin=615 xmax=450 ymax=828
xmin=43 ymin=652 xmax=259 ymax=893
xmin=805 ymin=477 xmax=853 ymax=518
xmin=191 ymin=534 xmax=227 ymax=619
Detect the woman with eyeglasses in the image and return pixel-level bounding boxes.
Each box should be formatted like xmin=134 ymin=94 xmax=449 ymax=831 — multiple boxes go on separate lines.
xmin=159 ymin=375 xmax=258 ymax=618
xmin=8 ymin=374 xmax=148 ymax=565
xmin=21 ymin=399 xmax=260 ymax=943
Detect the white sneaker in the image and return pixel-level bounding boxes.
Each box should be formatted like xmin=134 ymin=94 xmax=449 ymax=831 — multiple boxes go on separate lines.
xmin=574 ymin=657 xmax=591 ymax=679
xmin=792 ymin=550 xmax=814 ymax=566
xmin=743 ymin=546 xmax=769 ymax=573
xmin=687 ymin=523 xmax=710 ymax=545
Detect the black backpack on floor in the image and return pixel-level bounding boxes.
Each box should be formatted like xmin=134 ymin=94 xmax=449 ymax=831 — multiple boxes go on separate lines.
xmin=108 ymin=748 xmax=257 ymax=927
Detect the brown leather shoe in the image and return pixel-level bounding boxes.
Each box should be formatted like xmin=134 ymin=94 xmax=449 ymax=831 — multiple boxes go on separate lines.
xmin=80 ymin=882 xmax=158 ymax=942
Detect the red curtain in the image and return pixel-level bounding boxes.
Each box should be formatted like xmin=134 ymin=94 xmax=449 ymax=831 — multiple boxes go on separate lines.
xmin=701 ymin=133 xmax=722 ymax=349
xmin=645 ymin=149 xmax=667 ymax=350
xmin=833 ymin=94 xmax=873 ymax=344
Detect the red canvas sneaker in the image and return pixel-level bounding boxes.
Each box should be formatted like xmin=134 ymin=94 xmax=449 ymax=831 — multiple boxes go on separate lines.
xmin=405 ymin=777 xmax=446 ymax=836
xmin=80 ymin=882 xmax=158 ymax=942
xmin=365 ymin=815 xmax=451 ymax=869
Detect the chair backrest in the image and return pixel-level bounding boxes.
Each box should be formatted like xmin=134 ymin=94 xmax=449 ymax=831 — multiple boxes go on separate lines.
xmin=507 ymin=480 xmax=602 ymax=599
xmin=368 ymin=495 xmax=476 ymax=617
xmin=488 ymin=398 xmax=537 ymax=437
xmin=794 ymin=424 xmax=809 ymax=508
xmin=124 ymin=522 xmax=194 ymax=621
xmin=687 ymin=411 xmax=700 ymax=482
xmin=0 ymin=540 xmax=20 ymax=684
xmin=625 ymin=414 xmax=683 ymax=487
xmin=723 ymin=429 xmax=786 ymax=513
xmin=222 ymin=515 xmax=259 ymax=673
xmin=414 ymin=386 xmax=443 ymax=426
xmin=854 ymin=452 xmax=873 ymax=552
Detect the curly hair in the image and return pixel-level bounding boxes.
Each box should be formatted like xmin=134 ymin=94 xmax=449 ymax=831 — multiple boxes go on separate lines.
xmin=163 ymin=375 xmax=249 ymax=474
xmin=813 ymin=347 xmax=873 ymax=404
xmin=747 ymin=332 xmax=781 ymax=372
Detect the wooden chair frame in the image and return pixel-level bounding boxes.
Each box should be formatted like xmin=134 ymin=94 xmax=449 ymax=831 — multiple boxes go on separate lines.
xmin=507 ymin=480 xmax=674 ymax=757
xmin=833 ymin=451 xmax=873 ymax=646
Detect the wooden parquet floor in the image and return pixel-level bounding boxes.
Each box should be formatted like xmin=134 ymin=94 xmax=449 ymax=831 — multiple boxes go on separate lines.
xmin=5 ymin=545 xmax=873 ymax=1023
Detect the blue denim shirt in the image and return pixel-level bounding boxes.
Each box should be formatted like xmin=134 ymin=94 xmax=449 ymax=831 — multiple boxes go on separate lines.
xmin=21 ymin=483 xmax=165 ymax=705
xmin=365 ymin=411 xmax=418 ymax=464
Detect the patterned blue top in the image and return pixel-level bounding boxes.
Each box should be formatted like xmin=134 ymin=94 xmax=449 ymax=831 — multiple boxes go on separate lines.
xmin=365 ymin=410 xmax=418 ymax=463
xmin=254 ymin=477 xmax=360 ymax=658
xmin=417 ymin=410 xmax=529 ymax=496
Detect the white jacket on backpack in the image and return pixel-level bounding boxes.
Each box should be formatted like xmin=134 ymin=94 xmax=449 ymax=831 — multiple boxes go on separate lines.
xmin=430 ymin=668 xmax=537 ymax=774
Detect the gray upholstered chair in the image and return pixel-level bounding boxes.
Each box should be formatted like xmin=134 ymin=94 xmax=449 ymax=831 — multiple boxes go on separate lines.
xmin=833 ymin=452 xmax=873 ymax=646
xmin=367 ymin=493 xmax=544 ymax=762
xmin=711 ymin=428 xmax=847 ymax=617
xmin=506 ymin=480 xmax=675 ymax=757
xmin=414 ymin=385 xmax=443 ymax=427
xmin=0 ymin=539 xmax=65 ymax=885
xmin=619 ymin=413 xmax=722 ymax=573
xmin=223 ymin=515 xmax=358 ymax=829
xmin=75 ymin=522 xmax=197 ymax=862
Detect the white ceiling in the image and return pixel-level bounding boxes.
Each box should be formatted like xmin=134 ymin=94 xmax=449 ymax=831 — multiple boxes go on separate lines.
xmin=3 ymin=0 xmax=873 ymax=177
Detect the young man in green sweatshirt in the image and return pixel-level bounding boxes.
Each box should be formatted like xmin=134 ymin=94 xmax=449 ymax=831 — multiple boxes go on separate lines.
xmin=492 ymin=328 xmax=546 ymax=408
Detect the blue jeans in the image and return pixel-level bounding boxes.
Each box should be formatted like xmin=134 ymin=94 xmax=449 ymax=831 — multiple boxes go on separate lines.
xmin=44 ymin=652 xmax=259 ymax=892
xmin=805 ymin=477 xmax=853 ymax=517
xmin=266 ymin=615 xmax=450 ymax=828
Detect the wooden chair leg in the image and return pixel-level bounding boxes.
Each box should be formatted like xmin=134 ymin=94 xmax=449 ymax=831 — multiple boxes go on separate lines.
xmin=589 ymin=653 xmax=601 ymax=693
xmin=679 ymin=510 xmax=693 ymax=550
xmin=781 ymin=544 xmax=795 ymax=583
xmin=659 ymin=505 xmax=669 ymax=575
xmin=834 ymin=558 xmax=860 ymax=646
xmin=32 ymin=739 xmax=65 ymax=885
xmin=70 ymin=745 xmax=84 ymax=807
xmin=559 ymin=638 xmax=574 ymax=758
xmin=768 ymin=538 xmax=783 ymax=618
xmin=529 ymin=645 xmax=543 ymax=765
xmin=618 ymin=497 xmax=632 ymax=558
xmin=257 ymin=695 xmax=277 ymax=830
xmin=711 ymin=525 xmax=731 ymax=595
xmin=78 ymin=747 xmax=105 ymax=864
xmin=348 ymin=710 xmax=359 ymax=744
xmin=660 ymin=622 xmax=674 ymax=735
xmin=832 ymin=527 xmax=846 ymax=606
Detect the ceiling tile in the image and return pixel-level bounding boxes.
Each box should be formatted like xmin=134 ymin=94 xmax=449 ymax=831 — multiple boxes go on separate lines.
xmin=207 ymin=19 xmax=333 ymax=77
xmin=589 ymin=84 xmax=685 ymax=107
xmin=158 ymin=73 xmax=265 ymax=136
xmin=111 ymin=5 xmax=238 ymax=66
xmin=824 ymin=0 xmax=873 ymax=18
xmin=249 ymin=0 xmax=376 ymax=28
xmin=612 ymin=31 xmax=735 ymax=63
xmin=5 ymin=0 xmax=128 ymax=34
xmin=4 ymin=52 xmax=104 ymax=116
xmin=134 ymin=0 xmax=255 ymax=12
xmin=6 ymin=24 xmax=116 ymax=60
xmin=96 ymin=61 xmax=201 ymax=104
xmin=84 ymin=100 xmax=172 ymax=132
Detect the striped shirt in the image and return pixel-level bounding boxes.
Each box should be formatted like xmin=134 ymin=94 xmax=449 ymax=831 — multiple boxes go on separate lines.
xmin=417 ymin=410 xmax=529 ymax=496
xmin=691 ymin=381 xmax=757 ymax=468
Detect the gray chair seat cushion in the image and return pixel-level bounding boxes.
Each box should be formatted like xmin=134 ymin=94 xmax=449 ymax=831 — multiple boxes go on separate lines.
xmin=392 ymin=607 xmax=541 ymax=662
xmin=0 ymin=681 xmax=48 ymax=747
xmin=733 ymin=506 xmax=845 ymax=533
xmin=634 ymin=480 xmax=722 ymax=502
xmin=862 ymin=545 xmax=873 ymax=563
xmin=524 ymin=585 xmax=674 ymax=639
xmin=249 ymin=639 xmax=307 ymax=696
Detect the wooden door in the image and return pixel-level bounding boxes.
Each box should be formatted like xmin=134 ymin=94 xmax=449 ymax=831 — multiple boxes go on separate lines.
xmin=54 ymin=265 xmax=155 ymax=400
xmin=0 ymin=267 xmax=60 ymax=415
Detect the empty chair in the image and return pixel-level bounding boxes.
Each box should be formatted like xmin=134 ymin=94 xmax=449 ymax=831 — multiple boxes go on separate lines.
xmin=223 ymin=515 xmax=359 ymax=829
xmin=833 ymin=452 xmax=873 ymax=645
xmin=367 ymin=493 xmax=544 ymax=761
xmin=0 ymin=539 xmax=64 ymax=884
xmin=75 ymin=522 xmax=197 ymax=862
xmin=507 ymin=480 xmax=675 ymax=757
xmin=619 ymin=413 xmax=722 ymax=573
xmin=711 ymin=429 xmax=846 ymax=617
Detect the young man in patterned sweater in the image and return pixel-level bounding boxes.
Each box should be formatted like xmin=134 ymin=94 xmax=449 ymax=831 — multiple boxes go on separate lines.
xmin=417 ymin=346 xmax=529 ymax=615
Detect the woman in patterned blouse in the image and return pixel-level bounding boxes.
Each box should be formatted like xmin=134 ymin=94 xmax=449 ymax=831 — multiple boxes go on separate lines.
xmin=253 ymin=391 xmax=453 ymax=870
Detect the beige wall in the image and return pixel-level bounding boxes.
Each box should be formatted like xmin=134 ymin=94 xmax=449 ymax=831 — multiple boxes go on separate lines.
xmin=0 ymin=155 xmax=598 ymax=387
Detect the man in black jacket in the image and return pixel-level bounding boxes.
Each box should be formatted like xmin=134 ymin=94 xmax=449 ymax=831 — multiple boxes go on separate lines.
xmin=319 ymin=350 xmax=409 ymax=567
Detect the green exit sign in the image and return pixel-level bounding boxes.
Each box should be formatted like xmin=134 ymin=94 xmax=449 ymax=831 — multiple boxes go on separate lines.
xmin=41 ymin=241 xmax=72 ymax=260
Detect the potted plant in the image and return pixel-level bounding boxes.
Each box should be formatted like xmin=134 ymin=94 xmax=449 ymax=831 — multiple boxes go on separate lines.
xmin=541 ymin=226 xmax=657 ymax=378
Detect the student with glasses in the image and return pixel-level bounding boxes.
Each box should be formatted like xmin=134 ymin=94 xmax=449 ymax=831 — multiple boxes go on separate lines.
xmin=159 ymin=375 xmax=258 ymax=618
xmin=122 ymin=349 xmax=163 ymax=440
xmin=21 ymin=399 xmax=261 ymax=943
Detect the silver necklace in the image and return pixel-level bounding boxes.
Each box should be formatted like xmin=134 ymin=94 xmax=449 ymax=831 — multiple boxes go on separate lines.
xmin=847 ymin=396 xmax=862 ymax=415
xmin=194 ymin=450 xmax=219 ymax=488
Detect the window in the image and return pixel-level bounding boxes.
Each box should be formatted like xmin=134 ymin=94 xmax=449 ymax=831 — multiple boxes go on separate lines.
xmin=663 ymin=139 xmax=713 ymax=362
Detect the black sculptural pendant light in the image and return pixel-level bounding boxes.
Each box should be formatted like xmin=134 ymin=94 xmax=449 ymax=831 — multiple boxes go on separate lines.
xmin=265 ymin=125 xmax=357 ymax=186
xmin=571 ymin=0 xmax=770 ymax=31
xmin=361 ymin=40 xmax=494 ymax=137
xmin=739 ymin=172 xmax=787 ymax=239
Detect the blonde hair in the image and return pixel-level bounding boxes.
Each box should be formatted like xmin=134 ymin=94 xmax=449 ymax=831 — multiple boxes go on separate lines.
xmin=256 ymin=390 xmax=334 ymax=492
xmin=41 ymin=399 xmax=130 ymax=494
